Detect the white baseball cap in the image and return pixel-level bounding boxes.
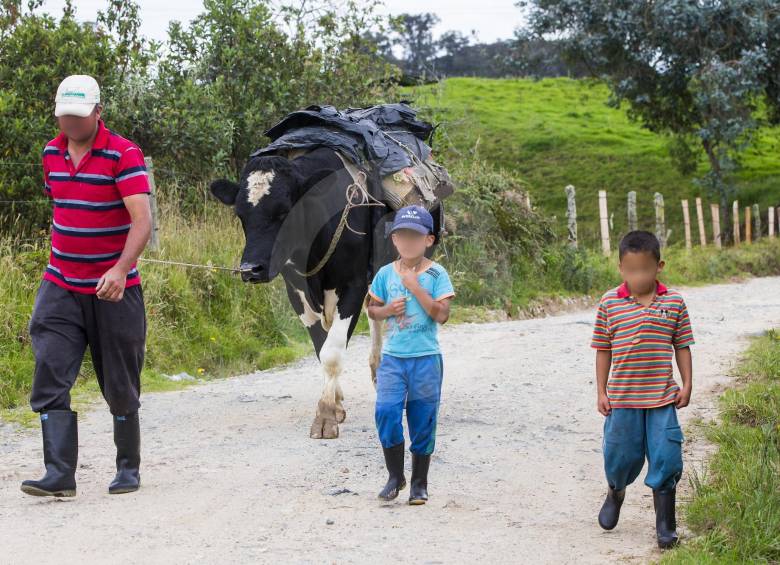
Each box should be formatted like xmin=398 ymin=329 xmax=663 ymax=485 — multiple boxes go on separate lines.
xmin=54 ymin=75 xmax=101 ymax=117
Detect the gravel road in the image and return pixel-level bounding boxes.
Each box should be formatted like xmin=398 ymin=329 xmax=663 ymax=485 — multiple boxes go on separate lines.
xmin=1 ymin=276 xmax=779 ymax=564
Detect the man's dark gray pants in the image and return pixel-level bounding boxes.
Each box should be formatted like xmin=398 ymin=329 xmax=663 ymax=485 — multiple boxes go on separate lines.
xmin=29 ymin=280 xmax=146 ymax=416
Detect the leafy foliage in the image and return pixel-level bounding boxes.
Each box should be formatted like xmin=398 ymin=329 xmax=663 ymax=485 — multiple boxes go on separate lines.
xmin=0 ymin=0 xmax=399 ymax=229
xmin=522 ymin=0 xmax=780 ymax=240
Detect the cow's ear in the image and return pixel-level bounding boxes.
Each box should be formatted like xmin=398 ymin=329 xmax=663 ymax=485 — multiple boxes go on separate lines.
xmin=210 ymin=179 xmax=240 ymax=205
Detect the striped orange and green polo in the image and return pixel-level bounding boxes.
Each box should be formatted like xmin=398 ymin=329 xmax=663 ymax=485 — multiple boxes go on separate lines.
xmin=591 ymin=280 xmax=695 ymax=409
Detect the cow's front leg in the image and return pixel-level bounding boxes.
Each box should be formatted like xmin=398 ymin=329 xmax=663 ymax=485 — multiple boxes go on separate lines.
xmin=310 ymin=311 xmax=352 ymax=439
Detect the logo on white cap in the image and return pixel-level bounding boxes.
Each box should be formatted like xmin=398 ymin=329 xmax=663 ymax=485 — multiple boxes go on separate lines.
xmin=55 ymin=75 xmax=100 ymax=118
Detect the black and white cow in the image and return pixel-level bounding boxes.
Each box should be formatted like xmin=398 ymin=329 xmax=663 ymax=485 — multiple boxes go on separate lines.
xmin=210 ymin=147 xmax=441 ymax=439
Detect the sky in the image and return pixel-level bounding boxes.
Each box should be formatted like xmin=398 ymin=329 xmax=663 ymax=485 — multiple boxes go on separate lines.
xmin=40 ymin=0 xmax=525 ymax=44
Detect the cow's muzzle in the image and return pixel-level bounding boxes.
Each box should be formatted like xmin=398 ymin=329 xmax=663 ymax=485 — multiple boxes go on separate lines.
xmin=239 ymin=262 xmax=270 ymax=283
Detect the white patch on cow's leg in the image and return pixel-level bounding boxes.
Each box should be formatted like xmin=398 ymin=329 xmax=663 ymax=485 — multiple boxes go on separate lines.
xmin=365 ymin=294 xmax=384 ymax=388
xmin=322 ymin=289 xmax=338 ymax=331
xmin=310 ymin=306 xmax=351 ymax=440
xmin=294 ymin=289 xmax=320 ymax=327
xmin=246 ymin=170 xmax=275 ymax=206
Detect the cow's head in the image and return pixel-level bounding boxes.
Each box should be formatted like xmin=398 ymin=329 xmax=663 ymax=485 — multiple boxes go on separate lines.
xmin=210 ymin=155 xmax=301 ymax=283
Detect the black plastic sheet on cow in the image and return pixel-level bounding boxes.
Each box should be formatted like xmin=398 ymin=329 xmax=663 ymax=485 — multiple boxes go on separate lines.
xmin=251 ymin=102 xmax=435 ymax=176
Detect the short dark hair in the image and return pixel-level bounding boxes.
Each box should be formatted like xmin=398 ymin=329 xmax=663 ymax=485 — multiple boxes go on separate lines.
xmin=619 ymin=230 xmax=661 ymax=262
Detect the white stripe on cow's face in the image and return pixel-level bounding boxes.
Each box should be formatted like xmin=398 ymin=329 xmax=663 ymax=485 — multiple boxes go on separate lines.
xmin=246 ymin=170 xmax=275 ymax=206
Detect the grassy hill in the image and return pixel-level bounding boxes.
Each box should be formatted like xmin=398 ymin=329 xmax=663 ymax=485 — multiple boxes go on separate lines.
xmin=411 ymin=77 xmax=780 ymax=246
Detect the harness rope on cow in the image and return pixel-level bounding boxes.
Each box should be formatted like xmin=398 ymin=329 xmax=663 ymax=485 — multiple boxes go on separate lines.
xmin=295 ymin=163 xmax=386 ymax=278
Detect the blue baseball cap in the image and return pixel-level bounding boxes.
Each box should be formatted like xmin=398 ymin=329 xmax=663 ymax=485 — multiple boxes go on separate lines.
xmin=390 ymin=205 xmax=434 ymax=235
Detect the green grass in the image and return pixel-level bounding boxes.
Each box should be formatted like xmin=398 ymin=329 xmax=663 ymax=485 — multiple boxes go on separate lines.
xmin=661 ymin=329 xmax=780 ymax=564
xmin=0 ymin=190 xmax=312 ymax=421
xmin=503 ymin=239 xmax=780 ymax=317
xmin=410 ymin=77 xmax=780 ymax=247
xmin=440 ymin=158 xmax=780 ymax=314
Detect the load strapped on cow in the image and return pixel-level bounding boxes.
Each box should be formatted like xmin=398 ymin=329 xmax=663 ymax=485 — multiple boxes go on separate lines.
xmin=251 ymin=102 xmax=455 ymax=247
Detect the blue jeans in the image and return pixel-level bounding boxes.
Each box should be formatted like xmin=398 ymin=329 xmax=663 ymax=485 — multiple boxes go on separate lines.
xmin=602 ymin=403 xmax=684 ymax=491
xmin=374 ymin=353 xmax=443 ymax=455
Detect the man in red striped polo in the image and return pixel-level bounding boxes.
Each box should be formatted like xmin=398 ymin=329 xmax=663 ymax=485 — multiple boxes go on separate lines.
xmin=591 ymin=230 xmax=695 ymax=549
xmin=21 ymin=75 xmax=152 ymax=498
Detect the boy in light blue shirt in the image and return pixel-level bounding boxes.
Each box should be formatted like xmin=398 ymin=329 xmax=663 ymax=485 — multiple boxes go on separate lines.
xmin=367 ymin=205 xmax=455 ymax=505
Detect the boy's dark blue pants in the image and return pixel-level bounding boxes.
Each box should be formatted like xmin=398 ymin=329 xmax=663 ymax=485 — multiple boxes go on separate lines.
xmin=374 ymin=353 xmax=443 ymax=455
xmin=602 ymin=403 xmax=684 ymax=491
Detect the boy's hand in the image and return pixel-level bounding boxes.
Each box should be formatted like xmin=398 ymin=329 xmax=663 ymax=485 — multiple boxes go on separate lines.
xmin=399 ymin=269 xmax=421 ymax=291
xmin=675 ymin=384 xmax=692 ymax=409
xmin=386 ymin=297 xmax=406 ymax=317
xmin=597 ymin=393 xmax=612 ymax=416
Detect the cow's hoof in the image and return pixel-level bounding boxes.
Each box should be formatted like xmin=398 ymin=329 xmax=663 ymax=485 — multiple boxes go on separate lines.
xmin=310 ymin=399 xmax=346 ymax=439
xmin=310 ymin=416 xmax=340 ymax=439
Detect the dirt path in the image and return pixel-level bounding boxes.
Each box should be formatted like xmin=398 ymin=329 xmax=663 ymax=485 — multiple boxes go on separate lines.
xmin=2 ymin=276 xmax=779 ymax=564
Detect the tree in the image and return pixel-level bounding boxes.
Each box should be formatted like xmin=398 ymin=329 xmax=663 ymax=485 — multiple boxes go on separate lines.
xmin=438 ymin=30 xmax=471 ymax=60
xmin=0 ymin=0 xmax=150 ymax=228
xmin=0 ymin=0 xmax=400 ymax=220
xmin=510 ymin=34 xmax=590 ymax=78
xmin=396 ymin=12 xmax=440 ymax=78
xmin=521 ymin=0 xmax=780 ymax=240
xmin=160 ymin=0 xmax=399 ymax=173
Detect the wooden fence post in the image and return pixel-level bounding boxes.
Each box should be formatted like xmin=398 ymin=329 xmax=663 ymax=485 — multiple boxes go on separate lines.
xmin=769 ymin=205 xmax=776 ymax=239
xmin=775 ymin=206 xmax=780 ymax=237
xmin=695 ymin=197 xmax=706 ymax=246
xmin=752 ymin=203 xmax=761 ymax=240
xmin=777 ymin=207 xmax=780 ymax=239
xmin=681 ymin=199 xmax=692 ymax=250
xmin=654 ymin=192 xmax=666 ymax=247
xmin=711 ymin=203 xmax=722 ymax=248
xmin=744 ymin=206 xmax=752 ymax=244
xmin=144 ymin=156 xmax=160 ymax=252
xmin=733 ymin=201 xmax=741 ymax=245
xmin=598 ymin=190 xmax=610 ymax=256
xmin=565 ymin=185 xmax=578 ymax=248
xmin=627 ymin=191 xmax=637 ymax=232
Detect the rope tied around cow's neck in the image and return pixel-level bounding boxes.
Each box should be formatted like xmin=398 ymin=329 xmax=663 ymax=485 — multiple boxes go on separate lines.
xmin=296 ymin=166 xmax=385 ymax=278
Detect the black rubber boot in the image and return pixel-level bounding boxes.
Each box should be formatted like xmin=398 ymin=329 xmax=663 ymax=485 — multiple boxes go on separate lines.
xmin=378 ymin=442 xmax=406 ymax=500
xmin=21 ymin=410 xmax=78 ymax=497
xmin=408 ymin=453 xmax=431 ymax=505
xmin=653 ymin=488 xmax=679 ymax=548
xmin=598 ymin=485 xmax=626 ymax=530
xmin=108 ymin=412 xmax=141 ymax=494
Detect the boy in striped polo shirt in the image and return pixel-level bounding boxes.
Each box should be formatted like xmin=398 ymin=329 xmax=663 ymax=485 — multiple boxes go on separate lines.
xmin=591 ymin=230 xmax=694 ymax=549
